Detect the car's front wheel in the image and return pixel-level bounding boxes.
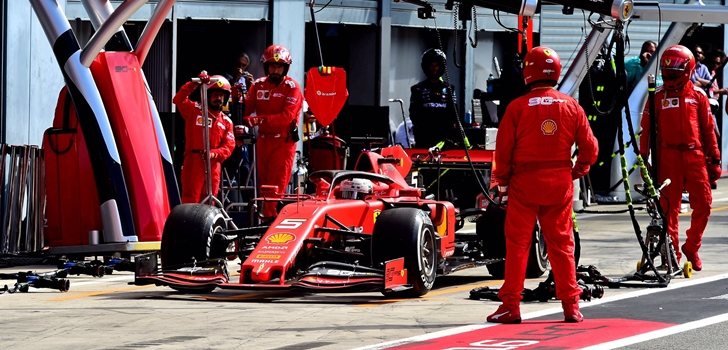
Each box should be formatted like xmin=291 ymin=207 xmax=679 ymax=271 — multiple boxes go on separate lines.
xmin=372 ymin=208 xmax=437 ymax=298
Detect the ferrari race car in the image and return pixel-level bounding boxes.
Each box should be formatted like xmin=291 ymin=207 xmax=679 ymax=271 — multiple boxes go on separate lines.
xmin=135 ymin=145 xmax=547 ymax=297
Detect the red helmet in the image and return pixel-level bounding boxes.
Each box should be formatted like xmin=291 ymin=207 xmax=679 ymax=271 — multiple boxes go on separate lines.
xmin=262 ymin=44 xmax=292 ymax=76
xmin=660 ymin=44 xmax=695 ymax=91
xmin=207 ymin=75 xmax=231 ymax=103
xmin=522 ymin=46 xmax=562 ymax=86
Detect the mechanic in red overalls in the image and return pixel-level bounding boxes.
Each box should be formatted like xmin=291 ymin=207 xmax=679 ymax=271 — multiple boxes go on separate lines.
xmin=487 ymin=47 xmax=598 ymax=324
xmin=173 ymin=73 xmax=236 ymax=203
xmin=639 ymin=45 xmax=721 ymax=272
xmin=244 ymin=44 xmax=303 ymax=218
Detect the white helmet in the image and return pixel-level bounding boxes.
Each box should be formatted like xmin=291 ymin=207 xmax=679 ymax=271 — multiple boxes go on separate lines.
xmin=339 ymin=178 xmax=374 ymax=199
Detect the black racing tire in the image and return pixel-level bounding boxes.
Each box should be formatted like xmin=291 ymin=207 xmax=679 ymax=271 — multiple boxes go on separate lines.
xmin=476 ymin=206 xmax=547 ymax=278
xmin=161 ymin=204 xmax=227 ymax=293
xmin=526 ymin=224 xmax=548 ymax=278
xmin=372 ymin=208 xmax=437 ymax=298
xmin=476 ymin=206 xmax=506 ymax=278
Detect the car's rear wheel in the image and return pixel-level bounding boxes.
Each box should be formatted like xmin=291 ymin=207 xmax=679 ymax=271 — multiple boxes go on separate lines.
xmin=372 ymin=208 xmax=437 ymax=298
xmin=161 ymin=204 xmax=227 ymax=293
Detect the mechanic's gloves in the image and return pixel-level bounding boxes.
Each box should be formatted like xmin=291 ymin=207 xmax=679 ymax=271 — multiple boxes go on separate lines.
xmin=198 ymin=70 xmax=211 ymax=85
xmin=497 ymin=185 xmax=508 ymax=205
xmin=707 ymin=158 xmax=722 ymax=183
xmin=571 ymin=162 xmax=590 ymax=180
xmin=244 ymin=116 xmax=263 ymax=127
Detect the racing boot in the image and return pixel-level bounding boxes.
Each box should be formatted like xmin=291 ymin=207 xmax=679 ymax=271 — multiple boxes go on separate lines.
xmin=562 ymin=301 xmax=584 ymax=323
xmin=486 ymin=303 xmax=521 ymax=324
xmin=682 ymin=244 xmax=702 ymax=271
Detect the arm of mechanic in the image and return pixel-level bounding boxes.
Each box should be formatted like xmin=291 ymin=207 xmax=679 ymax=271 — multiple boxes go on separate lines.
xmin=698 ymin=93 xmax=720 ymax=161
xmin=211 ymin=116 xmax=236 ymax=160
xmin=572 ymin=106 xmax=599 ymax=179
xmin=242 ymin=79 xmax=259 ymax=125
xmin=172 ymin=81 xmax=202 ymax=121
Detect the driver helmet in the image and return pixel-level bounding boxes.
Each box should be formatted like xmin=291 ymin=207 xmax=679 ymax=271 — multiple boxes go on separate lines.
xmin=339 ymin=178 xmax=374 ymax=200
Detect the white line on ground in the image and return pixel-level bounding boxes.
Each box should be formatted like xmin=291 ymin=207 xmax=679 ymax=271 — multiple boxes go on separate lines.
xmin=353 ymin=273 xmax=728 ymax=350
xmin=579 ymin=312 xmax=728 ymax=350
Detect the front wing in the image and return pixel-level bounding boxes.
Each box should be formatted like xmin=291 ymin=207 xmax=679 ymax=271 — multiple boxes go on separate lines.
xmin=134 ymin=252 xmax=411 ymax=294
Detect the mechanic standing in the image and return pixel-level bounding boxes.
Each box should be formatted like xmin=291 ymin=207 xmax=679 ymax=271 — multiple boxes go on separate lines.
xmin=173 ymin=72 xmax=236 ymax=203
xmin=487 ymin=46 xmax=598 ymax=324
xmin=244 ymin=44 xmax=303 ymax=218
xmin=639 ymin=45 xmax=721 ymax=272
xmin=409 ymin=48 xmax=458 ymax=149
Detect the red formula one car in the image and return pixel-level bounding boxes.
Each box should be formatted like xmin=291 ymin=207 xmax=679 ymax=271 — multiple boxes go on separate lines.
xmin=135 ymin=145 xmax=547 ymax=297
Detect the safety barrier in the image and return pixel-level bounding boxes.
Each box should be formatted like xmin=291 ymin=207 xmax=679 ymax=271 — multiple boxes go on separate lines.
xmin=0 ymin=145 xmax=45 ymax=254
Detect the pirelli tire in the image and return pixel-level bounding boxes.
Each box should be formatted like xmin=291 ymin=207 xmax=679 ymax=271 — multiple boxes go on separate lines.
xmin=161 ymin=204 xmax=227 ymax=293
xmin=476 ymin=207 xmax=548 ymax=279
xmin=372 ymin=208 xmax=438 ymax=298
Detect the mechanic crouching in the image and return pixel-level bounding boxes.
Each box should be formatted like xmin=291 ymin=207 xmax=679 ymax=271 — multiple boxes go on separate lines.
xmin=639 ymin=45 xmax=721 ymax=272
xmin=486 ymin=47 xmax=599 ymax=324
xmin=173 ymin=72 xmax=236 ymax=203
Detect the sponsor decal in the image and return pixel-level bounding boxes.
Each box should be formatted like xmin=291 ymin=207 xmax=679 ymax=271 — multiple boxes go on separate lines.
xmin=285 ymin=80 xmax=296 ymax=88
xmin=685 ymin=98 xmax=697 ymax=104
xmin=528 ymin=96 xmax=565 ymax=106
xmin=316 ymin=90 xmax=337 ymax=96
xmin=254 ymin=254 xmax=281 ymax=259
xmin=272 ymin=92 xmax=284 ymax=98
xmin=266 ymin=232 xmax=295 ymax=244
xmin=115 ymin=65 xmax=129 ymax=73
xmin=541 ymin=119 xmax=557 ymax=135
xmin=662 ymin=97 xmax=679 ymax=109
xmin=195 ymin=115 xmax=212 ymax=127
xmin=250 ymin=259 xmax=275 ymax=264
xmin=257 ymin=90 xmax=271 ymax=100
xmin=258 ymin=245 xmax=288 ymax=250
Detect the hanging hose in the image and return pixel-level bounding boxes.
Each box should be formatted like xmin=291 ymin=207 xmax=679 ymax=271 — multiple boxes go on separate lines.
xmin=309 ymin=0 xmax=325 ymax=67
xmin=612 ymin=22 xmax=669 ymax=286
xmin=430 ymin=13 xmax=499 ymax=208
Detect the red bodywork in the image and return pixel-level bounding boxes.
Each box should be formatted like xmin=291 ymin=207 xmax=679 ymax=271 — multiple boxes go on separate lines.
xmin=225 ymin=146 xmax=456 ymax=290
xmin=90 ymin=52 xmax=171 ymax=242
xmin=138 ymin=146 xmax=459 ymax=293
xmin=43 ymin=52 xmax=171 ymax=246
xmin=43 ymin=88 xmax=102 ymax=246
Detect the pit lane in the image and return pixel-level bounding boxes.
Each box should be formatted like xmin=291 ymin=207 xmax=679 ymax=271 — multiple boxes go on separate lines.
xmin=1 ymin=178 xmax=727 ymax=350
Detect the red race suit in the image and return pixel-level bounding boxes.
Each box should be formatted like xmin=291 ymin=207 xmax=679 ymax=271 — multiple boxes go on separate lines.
xmin=640 ymin=83 xmax=720 ymax=260
xmin=494 ymin=87 xmax=598 ymax=306
xmin=244 ymin=76 xmax=303 ymax=217
xmin=173 ymin=82 xmax=235 ymax=203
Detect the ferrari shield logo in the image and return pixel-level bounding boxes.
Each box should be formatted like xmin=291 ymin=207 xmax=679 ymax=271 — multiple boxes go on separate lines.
xmin=373 ymin=210 xmax=381 ymax=223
